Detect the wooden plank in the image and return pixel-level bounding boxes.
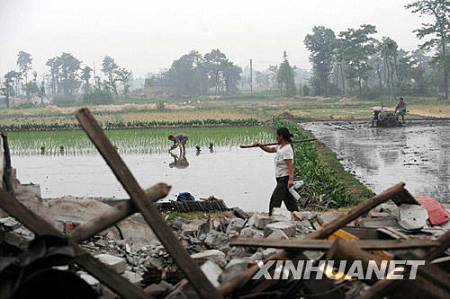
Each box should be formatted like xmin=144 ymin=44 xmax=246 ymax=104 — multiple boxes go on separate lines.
xmin=75 ymin=108 xmax=221 ymax=299
xmin=70 ymin=182 xmax=170 ymax=243
xmin=0 ymin=190 xmax=148 ymax=299
xmin=230 ymin=238 xmax=439 ymax=250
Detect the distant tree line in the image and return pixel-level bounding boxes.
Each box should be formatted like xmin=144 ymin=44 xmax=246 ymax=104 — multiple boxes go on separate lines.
xmin=304 ymin=0 xmax=450 ymax=100
xmin=1 ymin=0 xmax=448 ymax=105
xmin=151 ymin=49 xmax=243 ymax=97
xmin=1 ymin=51 xmax=132 ymax=106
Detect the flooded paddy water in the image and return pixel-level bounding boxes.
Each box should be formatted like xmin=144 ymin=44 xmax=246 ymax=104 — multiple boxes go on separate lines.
xmin=302 ymin=120 xmax=450 ymax=202
xmin=8 ymin=127 xmax=276 ymax=212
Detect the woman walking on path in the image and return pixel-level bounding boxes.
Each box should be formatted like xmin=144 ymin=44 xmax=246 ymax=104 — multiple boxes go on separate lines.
xmin=254 ymin=127 xmax=299 ymax=215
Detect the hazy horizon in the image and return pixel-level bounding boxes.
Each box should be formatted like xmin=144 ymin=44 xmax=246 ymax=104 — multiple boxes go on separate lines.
xmin=0 ymin=0 xmax=429 ymax=78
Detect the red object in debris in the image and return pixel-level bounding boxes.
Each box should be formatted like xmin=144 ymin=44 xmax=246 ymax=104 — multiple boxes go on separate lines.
xmin=416 ymin=196 xmax=449 ymax=226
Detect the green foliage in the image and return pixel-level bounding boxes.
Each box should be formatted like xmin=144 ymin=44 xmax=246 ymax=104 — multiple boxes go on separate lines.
xmin=304 ymin=26 xmax=336 ymax=96
xmin=8 ymin=126 xmax=272 ymax=156
xmin=406 ymin=0 xmax=450 ymax=99
xmin=275 ymin=118 xmax=358 ymax=209
xmin=277 ymin=51 xmax=297 ymax=97
xmin=0 ymin=118 xmax=261 ymax=132
xmin=164 ymin=49 xmax=242 ymax=97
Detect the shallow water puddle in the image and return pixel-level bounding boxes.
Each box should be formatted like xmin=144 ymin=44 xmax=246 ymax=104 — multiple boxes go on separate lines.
xmin=302 ymin=120 xmax=450 ymax=202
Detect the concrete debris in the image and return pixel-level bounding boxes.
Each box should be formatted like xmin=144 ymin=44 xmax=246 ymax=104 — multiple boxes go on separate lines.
xmin=239 ymin=227 xmax=264 ymax=239
xmin=122 ymin=270 xmax=143 ymax=284
xmin=95 ymin=253 xmax=127 ymax=274
xmin=264 ymin=221 xmax=297 ymax=238
xmin=200 ymin=260 xmax=222 ymax=287
xmin=3 ymin=196 xmax=450 ymax=299
xmin=191 ymin=249 xmax=226 ymax=267
xmin=271 ymin=208 xmax=292 ymax=221
xmin=204 ymin=230 xmax=229 ymax=250
xmin=398 ymin=204 xmax=429 ymax=231
xmin=253 ymin=214 xmax=272 ymax=229
xmin=266 ymin=229 xmax=290 ymax=240
xmin=225 ymin=217 xmax=245 ymax=234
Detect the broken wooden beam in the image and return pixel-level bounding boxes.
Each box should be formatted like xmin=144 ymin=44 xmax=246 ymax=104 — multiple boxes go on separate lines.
xmin=0 ymin=190 xmax=148 ymax=299
xmin=230 ymin=238 xmax=439 ymax=251
xmin=75 ymin=108 xmax=222 ymax=299
xmin=69 ymin=182 xmax=171 ymax=243
xmin=306 ymin=182 xmax=406 ymax=240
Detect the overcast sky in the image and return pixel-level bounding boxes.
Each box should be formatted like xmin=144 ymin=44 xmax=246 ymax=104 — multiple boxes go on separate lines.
xmin=0 ymin=0 xmax=428 ymax=78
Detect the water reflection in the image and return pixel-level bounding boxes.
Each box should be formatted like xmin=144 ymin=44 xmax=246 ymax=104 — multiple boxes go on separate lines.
xmin=169 ymin=150 xmax=189 ymax=169
xmin=303 ymin=120 xmax=450 ymax=202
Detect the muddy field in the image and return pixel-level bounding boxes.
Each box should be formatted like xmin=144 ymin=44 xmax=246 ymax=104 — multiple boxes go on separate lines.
xmin=302 ymin=119 xmax=450 ymax=202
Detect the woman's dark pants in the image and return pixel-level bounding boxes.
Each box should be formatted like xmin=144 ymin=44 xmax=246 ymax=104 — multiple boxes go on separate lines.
xmin=269 ymin=176 xmax=299 ymax=215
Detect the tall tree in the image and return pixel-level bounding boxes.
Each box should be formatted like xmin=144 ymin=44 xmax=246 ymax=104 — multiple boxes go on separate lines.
xmin=57 ymin=52 xmax=81 ymax=97
xmin=379 ymin=37 xmax=399 ymax=100
xmin=16 ymin=51 xmax=32 ymax=98
xmin=406 ymin=0 xmax=450 ymax=99
xmin=204 ymin=49 xmax=228 ymax=96
xmin=167 ymin=51 xmax=207 ymax=96
xmin=277 ymin=51 xmax=297 ymax=97
xmin=46 ymin=57 xmax=60 ymax=96
xmin=304 ymin=26 xmax=336 ymax=96
xmin=115 ymin=67 xmax=133 ymax=96
xmin=2 ymin=71 xmax=21 ymax=108
xmin=101 ymin=56 xmax=119 ymax=95
xmin=80 ymin=66 xmax=93 ymax=93
xmin=337 ymin=24 xmax=378 ymax=95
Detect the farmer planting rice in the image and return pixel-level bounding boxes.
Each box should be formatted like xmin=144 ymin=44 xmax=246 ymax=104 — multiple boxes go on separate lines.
xmin=168 ymin=134 xmax=188 ymax=154
xmin=254 ymin=127 xmax=300 ymax=215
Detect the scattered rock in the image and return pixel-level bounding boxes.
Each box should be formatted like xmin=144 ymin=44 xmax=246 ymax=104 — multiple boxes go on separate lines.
xmin=271 ymin=208 xmax=292 ymax=221
xmin=204 ymin=231 xmax=229 ymax=250
xmin=191 ymin=249 xmax=226 ymax=267
xmin=266 ymin=229 xmax=289 ymax=240
xmin=226 ymin=218 xmax=245 ymax=234
xmin=200 ymin=260 xmax=222 ymax=287
xmin=122 ymin=270 xmax=143 ymax=284
xmin=398 ymin=204 xmax=428 ymax=231
xmin=264 ymin=221 xmax=296 ymax=238
xmin=239 ymin=227 xmax=264 ymax=239
xmin=95 ymin=254 xmax=127 ymax=274
xmin=253 ymin=215 xmax=272 ymax=229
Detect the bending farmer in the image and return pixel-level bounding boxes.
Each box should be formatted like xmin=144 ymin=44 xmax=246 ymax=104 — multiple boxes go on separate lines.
xmin=168 ymin=134 xmax=188 ymax=154
xmin=254 ymin=127 xmax=299 ymax=216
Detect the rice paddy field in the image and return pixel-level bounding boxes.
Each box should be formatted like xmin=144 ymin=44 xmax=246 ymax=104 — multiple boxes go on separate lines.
xmin=9 ymin=126 xmax=278 ymax=211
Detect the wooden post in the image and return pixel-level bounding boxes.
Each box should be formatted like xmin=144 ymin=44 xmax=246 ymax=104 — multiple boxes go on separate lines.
xmin=0 ymin=190 xmax=148 ymax=299
xmin=70 ymin=182 xmax=171 ymax=243
xmin=75 ymin=108 xmax=222 ymax=299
